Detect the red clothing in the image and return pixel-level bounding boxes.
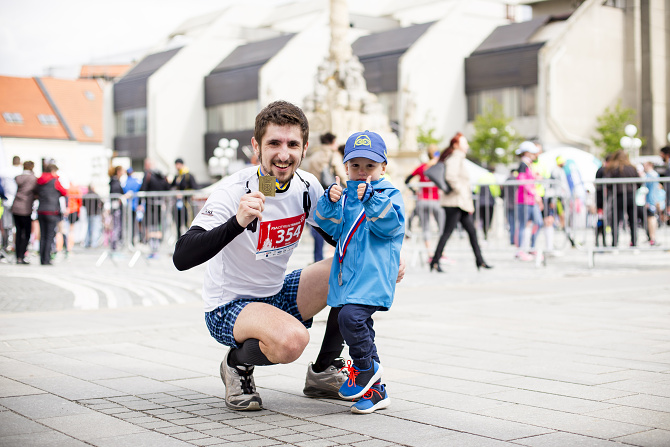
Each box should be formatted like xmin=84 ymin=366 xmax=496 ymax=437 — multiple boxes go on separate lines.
xmin=411 ymin=163 xmax=439 ymax=201
xmin=37 ymin=173 xmax=68 ymax=196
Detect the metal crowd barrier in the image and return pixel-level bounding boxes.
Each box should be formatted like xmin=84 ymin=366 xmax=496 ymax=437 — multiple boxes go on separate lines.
xmin=13 ymin=175 xmax=666 ymax=269
xmin=406 ymin=176 xmax=669 ymax=268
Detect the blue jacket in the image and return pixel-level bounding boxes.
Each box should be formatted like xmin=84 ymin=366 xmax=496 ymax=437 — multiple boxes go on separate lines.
xmin=315 ymin=178 xmax=405 ymax=310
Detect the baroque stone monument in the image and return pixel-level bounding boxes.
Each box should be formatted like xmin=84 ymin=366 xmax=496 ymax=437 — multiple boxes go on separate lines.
xmin=304 ymin=0 xmax=398 ymax=151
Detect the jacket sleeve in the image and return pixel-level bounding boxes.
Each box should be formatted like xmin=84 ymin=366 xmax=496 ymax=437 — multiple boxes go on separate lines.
xmin=314 ymin=194 xmax=344 ymax=240
xmin=363 ymin=188 xmax=404 ymax=239
xmin=172 ymin=217 xmax=244 ymax=270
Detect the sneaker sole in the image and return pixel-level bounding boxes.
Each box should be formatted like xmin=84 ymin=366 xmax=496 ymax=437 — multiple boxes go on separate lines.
xmin=225 ymin=400 xmax=262 ymax=411
xmin=338 ymin=364 xmax=384 ymax=400
xmin=351 ymin=397 xmax=391 ymax=414
xmin=303 ymin=386 xmax=348 ymax=399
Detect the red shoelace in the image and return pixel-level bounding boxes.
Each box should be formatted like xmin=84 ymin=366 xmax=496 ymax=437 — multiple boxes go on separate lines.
xmin=340 ymin=359 xmax=359 ymax=387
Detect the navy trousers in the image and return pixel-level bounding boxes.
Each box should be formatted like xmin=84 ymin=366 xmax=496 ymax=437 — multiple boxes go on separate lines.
xmin=338 ymin=303 xmax=382 ymax=370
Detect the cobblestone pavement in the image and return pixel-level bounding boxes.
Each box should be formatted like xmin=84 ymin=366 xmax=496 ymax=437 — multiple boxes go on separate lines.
xmin=1 ymin=239 xmax=669 ymax=446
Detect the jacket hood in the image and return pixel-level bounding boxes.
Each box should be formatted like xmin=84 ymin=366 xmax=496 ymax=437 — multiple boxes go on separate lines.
xmin=37 ymin=172 xmax=57 ymax=185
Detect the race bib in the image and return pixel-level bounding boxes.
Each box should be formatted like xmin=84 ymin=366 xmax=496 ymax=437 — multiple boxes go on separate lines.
xmin=255 ymin=214 xmax=306 ymax=260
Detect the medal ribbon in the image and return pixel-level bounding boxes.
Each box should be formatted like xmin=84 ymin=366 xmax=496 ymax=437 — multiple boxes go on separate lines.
xmin=337 ymin=195 xmax=366 ymax=265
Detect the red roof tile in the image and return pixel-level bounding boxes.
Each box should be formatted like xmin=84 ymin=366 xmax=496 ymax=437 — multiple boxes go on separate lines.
xmin=0 ymin=76 xmax=69 ymax=139
xmin=39 ymin=77 xmax=104 ymax=143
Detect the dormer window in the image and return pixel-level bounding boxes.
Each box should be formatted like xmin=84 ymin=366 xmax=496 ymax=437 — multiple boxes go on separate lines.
xmin=3 ymin=112 xmax=23 ymax=124
xmin=84 ymin=90 xmax=95 ymax=100
xmin=82 ymin=124 xmax=94 ymax=137
xmin=38 ymin=114 xmax=59 ymax=125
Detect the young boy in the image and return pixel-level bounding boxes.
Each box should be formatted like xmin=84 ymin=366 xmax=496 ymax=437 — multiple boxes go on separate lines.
xmin=315 ymin=130 xmax=405 ymax=414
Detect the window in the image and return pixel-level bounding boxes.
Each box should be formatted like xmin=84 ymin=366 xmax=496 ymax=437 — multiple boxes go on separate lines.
xmin=82 ymin=125 xmax=94 ymax=137
xmin=467 ymin=86 xmax=537 ymax=121
xmin=116 ymin=108 xmax=147 ymax=136
xmin=84 ymin=90 xmax=96 ymax=101
xmin=38 ymin=114 xmax=58 ymax=125
xmin=207 ymin=100 xmax=257 ymax=133
xmin=2 ymin=112 xmax=23 ymax=124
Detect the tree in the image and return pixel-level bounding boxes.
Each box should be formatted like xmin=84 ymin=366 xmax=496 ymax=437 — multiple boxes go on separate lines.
xmin=469 ymin=99 xmax=522 ymax=166
xmin=592 ymin=100 xmax=643 ymax=156
xmin=416 ymin=124 xmax=442 ymax=150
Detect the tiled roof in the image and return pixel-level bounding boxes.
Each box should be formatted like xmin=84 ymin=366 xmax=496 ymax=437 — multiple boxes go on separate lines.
xmin=80 ymin=64 xmax=131 ymax=80
xmin=38 ymin=77 xmax=104 ymax=143
xmin=0 ymin=76 xmax=69 ymax=140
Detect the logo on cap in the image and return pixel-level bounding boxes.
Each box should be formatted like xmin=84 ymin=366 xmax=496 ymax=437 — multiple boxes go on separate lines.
xmin=354 ymin=135 xmax=372 ymax=148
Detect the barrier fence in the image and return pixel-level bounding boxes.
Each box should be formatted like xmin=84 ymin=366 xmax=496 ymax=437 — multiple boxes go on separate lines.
xmin=406 ymin=176 xmax=669 ymax=268
xmin=4 ymin=177 xmax=667 ymax=268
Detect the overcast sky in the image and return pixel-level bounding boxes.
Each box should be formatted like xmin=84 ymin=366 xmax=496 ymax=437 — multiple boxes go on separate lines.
xmin=0 ymin=0 xmax=235 ymax=78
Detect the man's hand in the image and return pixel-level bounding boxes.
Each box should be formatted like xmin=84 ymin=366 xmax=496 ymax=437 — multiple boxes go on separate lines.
xmin=237 ymin=191 xmax=265 ymax=227
xmin=396 ymin=256 xmax=406 ymax=283
xmin=328 ymin=176 xmax=343 ymax=202
xmin=358 ymin=175 xmax=372 ymax=201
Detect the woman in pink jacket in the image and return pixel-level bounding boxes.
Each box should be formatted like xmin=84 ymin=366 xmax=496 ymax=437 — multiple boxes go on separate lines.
xmin=515 ymin=141 xmax=542 ymax=260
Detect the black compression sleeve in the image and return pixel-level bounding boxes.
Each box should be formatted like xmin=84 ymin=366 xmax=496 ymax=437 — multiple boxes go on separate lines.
xmin=313 ymin=225 xmax=337 ymax=247
xmin=172 ymin=216 xmax=244 ymax=271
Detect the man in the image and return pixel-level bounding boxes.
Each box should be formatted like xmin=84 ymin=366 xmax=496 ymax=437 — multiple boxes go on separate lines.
xmin=123 ymin=168 xmax=142 ymax=244
xmin=171 ymin=158 xmax=198 ymax=239
xmin=173 ymin=101 xmax=404 ymax=411
xmin=660 ymin=146 xmax=670 ymax=220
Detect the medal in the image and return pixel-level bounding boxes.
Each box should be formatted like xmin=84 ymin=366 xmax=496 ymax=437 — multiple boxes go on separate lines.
xmin=338 ymin=264 xmax=343 ymax=286
xmin=259 ymin=175 xmax=276 ymax=197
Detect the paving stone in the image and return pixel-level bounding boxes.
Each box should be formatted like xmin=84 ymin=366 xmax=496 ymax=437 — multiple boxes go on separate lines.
xmin=39 ymin=412 xmax=146 ymax=440
xmin=0 ymin=410 xmax=52 ymax=437
xmin=514 ymin=431 xmax=629 ymax=446
xmin=90 ymin=431 xmax=193 ymax=446
xmin=0 ymin=394 xmax=91 ymax=419
xmin=0 ymin=430 xmax=91 ymax=446
xmin=613 ymin=428 xmax=670 ymax=447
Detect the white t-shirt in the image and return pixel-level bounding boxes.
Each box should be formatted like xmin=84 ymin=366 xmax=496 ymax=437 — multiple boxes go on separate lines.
xmin=191 ymin=166 xmax=324 ymax=311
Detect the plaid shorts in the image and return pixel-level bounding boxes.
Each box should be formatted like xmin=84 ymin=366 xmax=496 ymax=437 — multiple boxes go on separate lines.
xmin=204 ymin=269 xmax=312 ymax=348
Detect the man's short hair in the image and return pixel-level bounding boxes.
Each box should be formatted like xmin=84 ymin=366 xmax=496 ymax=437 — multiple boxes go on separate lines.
xmin=23 ymin=161 xmax=34 ymax=170
xmin=254 ymin=100 xmax=309 ymax=147
xmin=12 ymin=156 xmax=20 ymax=165
xmin=320 ymin=132 xmax=336 ymax=145
xmin=660 ymin=146 xmax=670 ymax=156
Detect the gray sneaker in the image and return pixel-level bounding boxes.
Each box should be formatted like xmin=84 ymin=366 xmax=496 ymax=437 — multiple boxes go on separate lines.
xmin=220 ymin=350 xmax=262 ymax=411
xmin=303 ymin=359 xmax=348 ymax=399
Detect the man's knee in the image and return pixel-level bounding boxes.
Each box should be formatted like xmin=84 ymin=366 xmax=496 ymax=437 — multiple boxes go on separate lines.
xmin=271 ymin=325 xmax=310 ymax=364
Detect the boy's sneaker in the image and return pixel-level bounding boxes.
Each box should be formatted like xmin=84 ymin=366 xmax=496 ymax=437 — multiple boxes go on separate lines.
xmin=219 ymin=350 xmax=262 ymax=411
xmin=351 ymin=384 xmax=390 ymax=414
xmin=338 ymin=359 xmax=383 ymax=400
xmin=303 ymin=359 xmax=348 ymax=398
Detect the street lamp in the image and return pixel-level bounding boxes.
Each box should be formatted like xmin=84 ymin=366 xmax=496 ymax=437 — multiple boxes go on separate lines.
xmin=620 ymin=124 xmax=642 ymax=157
xmin=209 ymin=138 xmax=239 ymax=178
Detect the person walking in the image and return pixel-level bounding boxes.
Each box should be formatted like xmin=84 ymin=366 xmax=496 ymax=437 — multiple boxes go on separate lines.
xmin=37 ymin=164 xmax=67 ymax=265
xmin=429 ymin=133 xmax=491 ymax=272
xmin=11 ymin=161 xmax=38 ymax=264
xmin=515 ymin=141 xmax=542 ymax=260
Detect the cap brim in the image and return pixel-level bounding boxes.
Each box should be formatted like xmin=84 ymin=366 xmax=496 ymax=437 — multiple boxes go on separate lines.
xmin=343 ymin=150 xmax=386 ymax=163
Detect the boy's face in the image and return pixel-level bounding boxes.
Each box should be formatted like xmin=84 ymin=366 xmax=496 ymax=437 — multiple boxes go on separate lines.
xmin=345 ymin=157 xmax=386 ymax=182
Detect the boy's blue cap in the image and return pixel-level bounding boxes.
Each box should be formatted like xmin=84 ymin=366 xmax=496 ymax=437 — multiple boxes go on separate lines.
xmin=343 ymin=130 xmax=387 ymax=163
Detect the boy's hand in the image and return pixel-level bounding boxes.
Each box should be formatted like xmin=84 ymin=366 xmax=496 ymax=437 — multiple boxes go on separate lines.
xmin=358 ymin=175 xmax=373 ymax=202
xmin=328 ymin=176 xmax=343 ymax=202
